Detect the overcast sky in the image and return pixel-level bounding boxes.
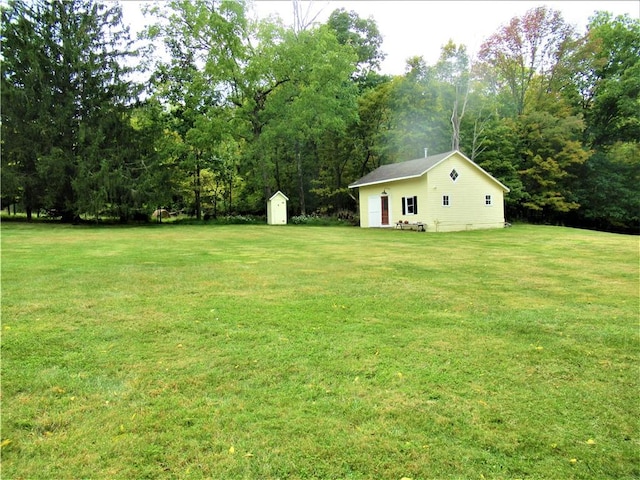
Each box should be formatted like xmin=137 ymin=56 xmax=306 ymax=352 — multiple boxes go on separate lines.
xmin=122 ymin=1 xmax=640 ymax=76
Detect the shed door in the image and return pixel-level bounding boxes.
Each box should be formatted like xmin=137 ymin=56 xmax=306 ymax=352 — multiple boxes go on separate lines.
xmin=381 ymin=196 xmax=389 ymax=225
xmin=368 ymin=196 xmax=381 ymax=227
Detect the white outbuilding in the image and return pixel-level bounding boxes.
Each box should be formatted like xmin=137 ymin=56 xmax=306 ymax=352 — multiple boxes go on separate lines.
xmin=267 ymin=191 xmax=289 ymax=225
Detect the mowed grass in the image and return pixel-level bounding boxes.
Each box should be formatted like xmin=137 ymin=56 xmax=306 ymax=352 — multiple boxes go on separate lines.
xmin=1 ymin=223 xmax=638 ymax=479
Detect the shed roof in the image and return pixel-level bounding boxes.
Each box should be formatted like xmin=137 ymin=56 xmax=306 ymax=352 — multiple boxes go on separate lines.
xmin=349 ymin=151 xmax=453 ymax=188
xmin=268 ymin=190 xmax=289 ymax=201
xmin=348 ymin=150 xmax=509 ymax=192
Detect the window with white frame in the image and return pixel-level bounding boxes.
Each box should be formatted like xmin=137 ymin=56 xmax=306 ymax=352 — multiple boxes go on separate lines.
xmin=402 ymin=196 xmax=418 ymax=215
xmin=450 ymin=169 xmax=459 ymax=182
xmin=442 ymin=195 xmax=450 ymax=206
xmin=485 ymin=194 xmax=492 ymax=206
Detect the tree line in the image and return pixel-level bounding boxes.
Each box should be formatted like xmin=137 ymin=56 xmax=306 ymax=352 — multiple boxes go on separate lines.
xmin=2 ymin=0 xmax=638 ymax=232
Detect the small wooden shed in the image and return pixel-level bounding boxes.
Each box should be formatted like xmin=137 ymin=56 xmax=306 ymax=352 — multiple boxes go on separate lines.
xmin=267 ymin=191 xmax=289 ymax=225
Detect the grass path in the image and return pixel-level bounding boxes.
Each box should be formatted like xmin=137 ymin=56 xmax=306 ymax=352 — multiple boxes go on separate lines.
xmin=1 ymin=224 xmax=638 ymax=479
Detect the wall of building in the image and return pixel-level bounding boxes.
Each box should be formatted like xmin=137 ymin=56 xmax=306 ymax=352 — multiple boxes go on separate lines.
xmin=425 ymin=155 xmax=506 ymax=232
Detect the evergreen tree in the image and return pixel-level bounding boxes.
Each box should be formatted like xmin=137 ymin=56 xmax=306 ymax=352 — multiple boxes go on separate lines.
xmin=1 ymin=0 xmax=138 ymax=221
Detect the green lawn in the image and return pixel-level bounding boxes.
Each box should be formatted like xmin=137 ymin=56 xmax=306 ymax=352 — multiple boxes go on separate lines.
xmin=1 ymin=223 xmax=638 ymax=479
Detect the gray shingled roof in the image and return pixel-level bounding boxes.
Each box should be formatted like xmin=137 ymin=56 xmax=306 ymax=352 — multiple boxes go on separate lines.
xmin=348 ymin=151 xmax=455 ymax=188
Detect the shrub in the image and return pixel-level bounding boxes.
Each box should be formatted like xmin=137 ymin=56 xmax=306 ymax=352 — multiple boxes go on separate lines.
xmin=290 ymin=213 xmax=354 ymax=226
xmin=290 ymin=213 xmax=320 ymax=224
xmin=219 ymin=214 xmax=261 ymax=225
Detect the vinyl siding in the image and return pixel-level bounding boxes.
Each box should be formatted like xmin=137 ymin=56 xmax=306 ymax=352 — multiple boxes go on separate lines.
xmin=425 ymin=155 xmax=505 ymax=232
xmin=358 ymin=177 xmax=427 ymax=228
xmin=356 ymin=152 xmax=506 ymax=231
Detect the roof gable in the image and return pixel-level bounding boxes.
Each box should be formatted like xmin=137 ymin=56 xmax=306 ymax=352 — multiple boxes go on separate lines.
xmin=268 ymin=190 xmax=289 ymax=201
xmin=348 ymin=150 xmax=509 ymax=192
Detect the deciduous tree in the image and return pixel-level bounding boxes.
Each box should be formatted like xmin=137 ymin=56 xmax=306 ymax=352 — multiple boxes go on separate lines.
xmin=516 ymin=109 xmax=588 ymax=219
xmin=478 ymin=6 xmax=576 ymax=115
xmin=145 ymin=0 xmax=247 ymax=218
xmin=435 ymin=41 xmax=471 ymax=151
xmin=327 ymin=8 xmax=385 ymax=86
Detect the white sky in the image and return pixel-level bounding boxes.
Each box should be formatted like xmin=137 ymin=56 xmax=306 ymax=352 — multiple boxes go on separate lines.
xmin=121 ymin=0 xmax=640 ymax=76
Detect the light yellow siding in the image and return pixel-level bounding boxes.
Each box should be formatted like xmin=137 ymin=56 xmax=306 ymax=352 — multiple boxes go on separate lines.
xmin=426 ymin=154 xmax=506 ymax=231
xmin=356 ymin=152 xmax=506 ymax=232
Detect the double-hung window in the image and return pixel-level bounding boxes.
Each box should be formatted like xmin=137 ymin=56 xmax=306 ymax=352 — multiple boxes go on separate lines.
xmin=402 ymin=196 xmax=418 ymax=215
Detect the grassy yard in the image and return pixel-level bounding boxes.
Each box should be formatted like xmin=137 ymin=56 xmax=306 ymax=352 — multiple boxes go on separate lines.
xmin=1 ymin=223 xmax=638 ymax=479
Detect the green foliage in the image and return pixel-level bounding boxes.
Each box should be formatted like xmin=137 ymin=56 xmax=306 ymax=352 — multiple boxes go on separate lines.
xmin=0 ymin=0 xmax=49 ymax=216
xmin=1 ymin=0 xmax=140 ymax=221
xmin=581 ymin=13 xmax=640 ymax=147
xmin=385 ymin=73 xmax=450 ymax=161
xmin=516 ymin=110 xmax=589 ymax=217
xmin=472 ymin=117 xmax=526 ymax=211
xmin=434 ymin=41 xmax=471 ymax=150
xmin=478 ymin=6 xmax=577 ymax=116
xmin=2 ymin=2 xmax=637 ymax=231
xmin=238 ymin=22 xmax=358 ymax=214
xmin=326 ymin=8 xmax=385 ymax=84
xmin=143 ymin=0 xmax=250 ymax=219
xmin=572 ymin=143 xmax=640 ymax=232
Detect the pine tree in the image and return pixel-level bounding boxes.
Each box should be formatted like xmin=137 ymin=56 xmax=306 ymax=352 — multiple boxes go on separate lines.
xmin=1 ymin=0 xmax=138 ymax=221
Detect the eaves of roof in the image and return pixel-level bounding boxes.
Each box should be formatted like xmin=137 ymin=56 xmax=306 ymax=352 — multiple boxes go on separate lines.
xmin=348 ymin=151 xmax=455 ymax=188
xmin=348 ymin=150 xmax=510 ymax=193
xmin=268 ymin=190 xmax=289 ymax=201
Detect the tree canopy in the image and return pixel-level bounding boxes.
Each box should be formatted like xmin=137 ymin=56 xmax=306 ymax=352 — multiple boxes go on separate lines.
xmin=2 ymin=1 xmax=638 ymax=232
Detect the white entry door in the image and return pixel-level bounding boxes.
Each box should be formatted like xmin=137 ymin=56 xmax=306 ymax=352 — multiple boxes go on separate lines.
xmin=368 ymin=195 xmax=381 ymax=227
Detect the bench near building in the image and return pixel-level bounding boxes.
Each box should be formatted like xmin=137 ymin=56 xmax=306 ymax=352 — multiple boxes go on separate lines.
xmin=348 ymin=150 xmax=509 ymax=232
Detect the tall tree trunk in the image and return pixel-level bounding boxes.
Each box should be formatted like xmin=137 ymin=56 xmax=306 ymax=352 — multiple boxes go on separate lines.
xmin=227 ymin=173 xmax=233 ymax=215
xmin=451 ymin=97 xmax=460 ymax=151
xmin=470 ymin=113 xmax=489 ymax=161
xmin=260 ymin=149 xmax=271 ymax=204
xmin=195 ymin=163 xmax=201 ymax=220
xmin=274 ymin=145 xmax=282 ymax=192
xmin=296 ymin=142 xmax=306 ymax=215
xmin=252 ymin=119 xmax=271 ymax=204
xmin=450 ymin=83 xmax=469 ymax=151
xmin=213 ymin=177 xmax=220 ymax=218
